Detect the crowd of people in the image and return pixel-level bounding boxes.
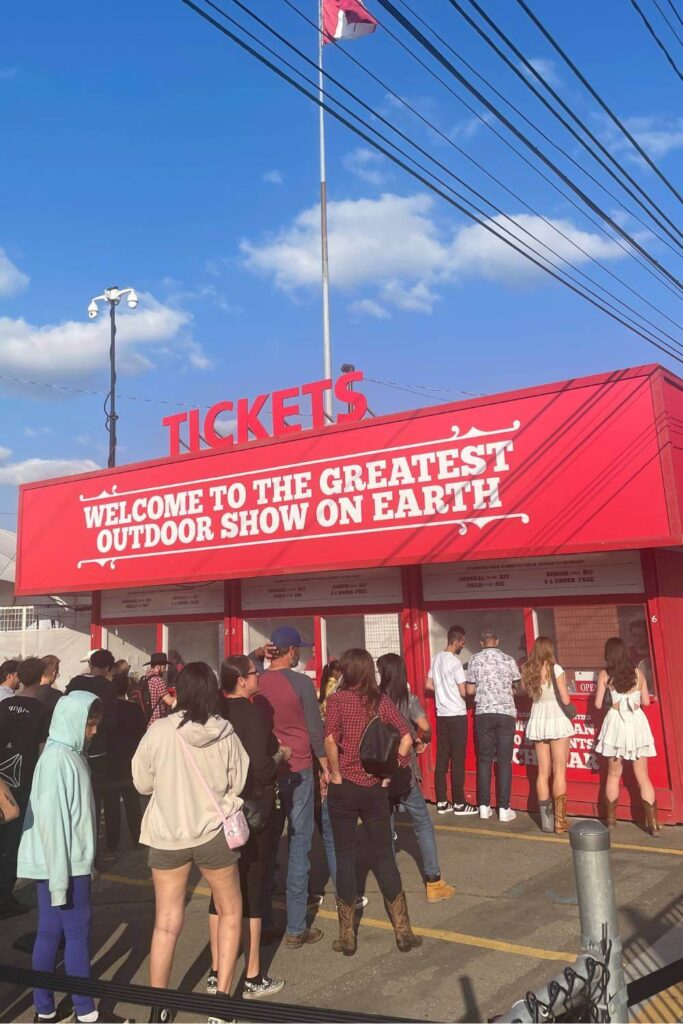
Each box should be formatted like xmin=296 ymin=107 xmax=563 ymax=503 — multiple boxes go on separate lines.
xmin=0 ymin=622 xmax=659 ymax=1023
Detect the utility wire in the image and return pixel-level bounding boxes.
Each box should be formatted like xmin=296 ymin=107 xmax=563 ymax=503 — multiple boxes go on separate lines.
xmin=375 ymin=0 xmax=683 ymax=293
xmin=515 ymin=0 xmax=683 ymax=198
xmin=179 ymin=0 xmax=683 ymax=367
xmin=653 ymin=0 xmax=683 ymax=45
xmin=665 ymin=0 xmax=683 ymax=30
xmin=283 ymin=0 xmax=683 ymax=333
xmin=342 ymin=3 xmax=682 ymax=303
xmin=630 ymin=0 xmax=683 ymax=78
xmin=442 ymin=0 xmax=683 ymax=250
xmin=212 ymin=0 xmax=682 ymax=348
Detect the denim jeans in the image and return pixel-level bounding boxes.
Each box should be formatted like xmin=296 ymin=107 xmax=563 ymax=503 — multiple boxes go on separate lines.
xmin=391 ymin=783 xmax=441 ymax=880
xmin=476 ymin=713 xmax=516 ymax=809
xmin=318 ymin=797 xmax=337 ymax=891
xmin=264 ymin=768 xmax=314 ymax=937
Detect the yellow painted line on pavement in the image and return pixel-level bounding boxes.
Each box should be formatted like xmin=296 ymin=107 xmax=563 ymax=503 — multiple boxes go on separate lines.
xmin=406 ymin=821 xmax=683 ymax=857
xmin=100 ymin=872 xmax=573 ymax=963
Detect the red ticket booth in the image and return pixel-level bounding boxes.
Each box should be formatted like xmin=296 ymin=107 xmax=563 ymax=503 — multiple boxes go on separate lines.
xmin=15 ymin=364 xmax=683 ymax=823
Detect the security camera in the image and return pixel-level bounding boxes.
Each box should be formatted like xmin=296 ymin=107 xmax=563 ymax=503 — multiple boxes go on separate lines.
xmin=87 ymin=300 xmax=99 ymax=319
xmin=127 ymin=289 xmax=139 ymax=310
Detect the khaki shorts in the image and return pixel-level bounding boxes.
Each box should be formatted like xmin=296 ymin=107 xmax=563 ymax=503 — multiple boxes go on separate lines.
xmin=148 ymin=828 xmax=240 ymax=871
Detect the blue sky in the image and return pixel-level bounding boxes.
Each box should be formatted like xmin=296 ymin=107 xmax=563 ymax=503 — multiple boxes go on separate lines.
xmin=1 ymin=0 xmax=682 ymax=530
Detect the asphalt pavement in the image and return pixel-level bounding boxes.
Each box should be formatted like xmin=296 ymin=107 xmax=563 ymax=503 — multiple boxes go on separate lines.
xmin=1 ymin=805 xmax=682 ymax=1023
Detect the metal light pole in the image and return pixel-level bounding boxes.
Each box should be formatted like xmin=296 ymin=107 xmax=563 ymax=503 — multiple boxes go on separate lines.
xmin=87 ymin=286 xmax=139 ymax=468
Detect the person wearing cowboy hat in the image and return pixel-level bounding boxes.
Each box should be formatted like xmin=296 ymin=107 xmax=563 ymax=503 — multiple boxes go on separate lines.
xmin=140 ymin=653 xmax=175 ymax=729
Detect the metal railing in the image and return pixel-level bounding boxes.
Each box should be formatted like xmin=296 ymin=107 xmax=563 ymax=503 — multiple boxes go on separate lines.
xmin=0 ymin=606 xmax=36 ymax=631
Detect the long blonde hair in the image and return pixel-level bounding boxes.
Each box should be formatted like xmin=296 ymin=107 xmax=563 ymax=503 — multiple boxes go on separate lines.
xmin=521 ymin=636 xmax=556 ymax=701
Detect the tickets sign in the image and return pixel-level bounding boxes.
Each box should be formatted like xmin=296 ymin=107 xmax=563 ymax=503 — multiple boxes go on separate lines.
xmin=15 ymin=370 xmax=674 ymax=595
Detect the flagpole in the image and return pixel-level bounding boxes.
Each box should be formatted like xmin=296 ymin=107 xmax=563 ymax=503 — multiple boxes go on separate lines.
xmin=318 ymin=0 xmax=333 ymax=421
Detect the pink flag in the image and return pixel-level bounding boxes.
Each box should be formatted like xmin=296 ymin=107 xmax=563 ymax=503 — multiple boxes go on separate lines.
xmin=323 ymin=0 xmax=378 ymax=43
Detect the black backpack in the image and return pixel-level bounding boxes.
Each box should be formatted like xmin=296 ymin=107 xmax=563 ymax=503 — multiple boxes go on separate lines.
xmin=360 ymin=716 xmax=399 ymax=779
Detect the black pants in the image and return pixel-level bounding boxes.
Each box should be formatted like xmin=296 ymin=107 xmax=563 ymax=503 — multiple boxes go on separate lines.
xmin=209 ymin=809 xmax=275 ymax=919
xmin=106 ymin=778 xmax=143 ymax=849
xmin=434 ymin=715 xmax=468 ymax=805
xmin=327 ymin=779 xmax=402 ymax=907
xmin=0 ymin=794 xmax=27 ymax=903
xmin=90 ymin=756 xmax=120 ymax=850
xmin=476 ymin=713 xmax=516 ymax=809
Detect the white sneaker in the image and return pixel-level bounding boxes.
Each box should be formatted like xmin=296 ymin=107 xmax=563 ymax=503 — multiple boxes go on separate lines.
xmin=436 ymin=801 xmax=452 ymax=814
xmin=499 ymin=807 xmax=517 ymax=822
xmin=479 ymin=805 xmax=493 ymax=819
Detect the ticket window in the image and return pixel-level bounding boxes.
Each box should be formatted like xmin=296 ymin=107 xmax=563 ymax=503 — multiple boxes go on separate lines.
xmin=325 ymin=613 xmax=403 ymax=664
xmin=428 ymin=609 xmax=527 ymax=673
xmin=105 ymin=624 xmax=156 ymax=675
xmin=245 ymin=616 xmax=316 ymax=677
xmin=167 ymin=622 xmax=223 ymax=674
xmin=534 ymin=604 xmax=655 ymax=696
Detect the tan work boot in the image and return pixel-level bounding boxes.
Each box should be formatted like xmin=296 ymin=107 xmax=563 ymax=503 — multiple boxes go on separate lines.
xmin=425 ymin=879 xmax=456 ymax=902
xmin=332 ymin=899 xmax=357 ymax=956
xmin=284 ymin=927 xmax=324 ymax=948
xmin=384 ymin=891 xmax=423 ymax=952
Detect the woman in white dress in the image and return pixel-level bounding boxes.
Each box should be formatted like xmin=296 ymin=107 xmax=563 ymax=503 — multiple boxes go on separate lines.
xmin=595 ymin=637 xmax=658 ymax=835
xmin=521 ymin=637 xmax=574 ymax=834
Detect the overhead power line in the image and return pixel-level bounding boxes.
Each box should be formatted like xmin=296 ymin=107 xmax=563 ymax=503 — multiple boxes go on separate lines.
xmin=212 ymin=0 xmax=683 ymax=349
xmin=653 ymin=0 xmax=683 ymax=45
xmin=328 ymin=0 xmax=682 ymax=303
xmin=664 ymin=0 xmax=683 ymax=30
xmin=374 ymin=0 xmax=683 ymax=294
xmin=283 ymin=0 xmax=683 ymax=335
xmin=629 ymin=0 xmax=683 ymax=79
xmin=179 ymin=0 xmax=683 ymax=367
xmin=514 ymin=0 xmax=683 ymax=198
xmin=441 ymin=0 xmax=683 ymax=251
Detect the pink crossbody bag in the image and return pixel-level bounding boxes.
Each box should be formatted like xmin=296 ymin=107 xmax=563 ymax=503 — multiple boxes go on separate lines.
xmin=177 ymin=731 xmax=249 ymax=850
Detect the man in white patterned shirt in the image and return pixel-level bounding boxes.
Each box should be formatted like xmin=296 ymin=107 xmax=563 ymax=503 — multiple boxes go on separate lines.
xmin=466 ymin=630 xmax=520 ymax=823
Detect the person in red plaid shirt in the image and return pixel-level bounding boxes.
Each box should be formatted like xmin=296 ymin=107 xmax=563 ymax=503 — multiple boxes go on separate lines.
xmin=324 ymin=648 xmax=422 ymax=957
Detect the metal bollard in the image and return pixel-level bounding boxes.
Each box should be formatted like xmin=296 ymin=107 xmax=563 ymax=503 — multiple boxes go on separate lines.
xmin=570 ymin=820 xmax=628 ymax=1023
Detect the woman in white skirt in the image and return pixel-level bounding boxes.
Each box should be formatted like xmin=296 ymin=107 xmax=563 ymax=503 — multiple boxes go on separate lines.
xmin=521 ymin=637 xmax=574 ymax=834
xmin=595 ymin=637 xmax=658 ymax=835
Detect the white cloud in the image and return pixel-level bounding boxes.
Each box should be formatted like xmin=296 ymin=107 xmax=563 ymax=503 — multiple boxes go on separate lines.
xmin=601 ymin=114 xmax=683 ymax=162
xmin=343 ymin=148 xmax=389 ymax=186
xmin=0 ymin=447 xmax=12 ymax=461
xmin=0 ymin=293 xmax=210 ymax=386
xmin=0 ymin=457 xmax=99 ymax=485
xmin=0 ymin=249 xmax=29 ymax=296
xmin=349 ymin=298 xmax=390 ymax=320
xmin=23 ymin=426 xmax=52 ymax=438
xmin=524 ymin=58 xmax=561 ymax=88
xmin=263 ymin=169 xmax=284 ymax=185
xmin=241 ymin=192 xmax=626 ymax=312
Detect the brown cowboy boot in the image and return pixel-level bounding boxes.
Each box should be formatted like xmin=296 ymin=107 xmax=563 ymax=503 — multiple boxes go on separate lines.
xmin=332 ymin=899 xmax=357 ymax=956
xmin=554 ymin=794 xmax=568 ymax=834
xmin=606 ymin=798 xmax=618 ymax=828
xmin=643 ymin=800 xmax=661 ymax=836
xmin=385 ymin=892 xmax=422 ymax=952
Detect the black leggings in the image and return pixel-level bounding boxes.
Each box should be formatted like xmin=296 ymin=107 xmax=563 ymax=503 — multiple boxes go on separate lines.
xmin=327 ymin=779 xmax=402 ymax=907
xmin=209 ymin=810 xmax=275 ymax=919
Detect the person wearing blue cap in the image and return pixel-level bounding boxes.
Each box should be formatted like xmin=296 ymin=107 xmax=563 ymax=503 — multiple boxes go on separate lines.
xmin=254 ymin=626 xmax=329 ymax=949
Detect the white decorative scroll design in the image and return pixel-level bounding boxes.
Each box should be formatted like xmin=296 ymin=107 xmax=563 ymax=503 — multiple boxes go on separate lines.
xmin=78 ymin=419 xmax=523 ymax=504
xmin=76 ymin=512 xmax=530 ymax=571
xmin=451 ymin=420 xmax=520 ymax=441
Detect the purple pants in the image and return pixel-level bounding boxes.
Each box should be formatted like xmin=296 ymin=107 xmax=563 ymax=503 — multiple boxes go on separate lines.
xmin=33 ymin=875 xmax=95 ymax=1018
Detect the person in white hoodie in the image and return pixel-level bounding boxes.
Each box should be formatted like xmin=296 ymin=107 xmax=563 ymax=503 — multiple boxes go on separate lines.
xmin=132 ymin=662 xmax=249 ymax=1024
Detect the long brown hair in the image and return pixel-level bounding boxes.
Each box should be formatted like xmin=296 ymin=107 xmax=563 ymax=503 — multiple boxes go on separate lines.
xmin=521 ymin=636 xmax=556 ymax=701
xmin=339 ymin=648 xmax=381 ymax=717
xmin=604 ymin=637 xmax=637 ymax=693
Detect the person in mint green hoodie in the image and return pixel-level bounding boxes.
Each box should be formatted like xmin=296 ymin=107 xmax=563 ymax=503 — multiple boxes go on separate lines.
xmin=18 ymin=691 xmax=103 ymax=1024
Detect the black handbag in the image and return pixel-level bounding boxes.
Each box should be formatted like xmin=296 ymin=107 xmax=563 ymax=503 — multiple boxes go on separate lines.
xmin=360 ymin=716 xmax=400 ymax=779
xmin=552 ymin=666 xmax=577 ymax=720
xmin=242 ymin=784 xmax=275 ymax=834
